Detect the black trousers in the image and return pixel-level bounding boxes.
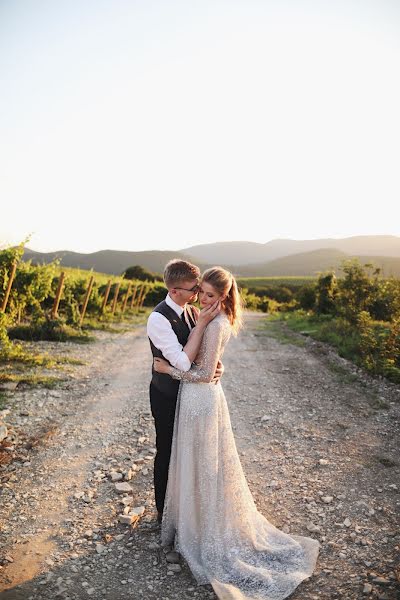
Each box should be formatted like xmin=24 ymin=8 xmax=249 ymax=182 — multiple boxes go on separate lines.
xmin=149 ymin=382 xmax=178 ymax=515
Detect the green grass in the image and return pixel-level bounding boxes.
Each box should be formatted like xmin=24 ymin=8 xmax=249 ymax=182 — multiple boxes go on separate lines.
xmin=82 ymin=307 xmax=151 ymax=332
xmin=0 ymin=342 xmax=87 ymax=368
xmin=370 ymin=396 xmax=391 ymax=410
xmin=0 ymin=391 xmax=8 ymax=409
xmin=0 ymin=373 xmax=64 ymax=388
xmin=325 ymin=361 xmax=359 ymax=384
xmin=274 ymin=310 xmax=400 ymax=385
xmin=256 ymin=317 xmax=306 ymax=347
xmin=279 ymin=312 xmax=361 ymax=361
xmin=8 ymin=322 xmax=96 ymax=344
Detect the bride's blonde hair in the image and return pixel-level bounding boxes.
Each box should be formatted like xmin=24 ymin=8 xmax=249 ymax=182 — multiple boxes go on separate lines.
xmin=201 ymin=267 xmax=244 ymax=335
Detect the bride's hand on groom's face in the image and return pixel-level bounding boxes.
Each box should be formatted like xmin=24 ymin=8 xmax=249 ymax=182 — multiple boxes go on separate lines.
xmin=197 ymin=300 xmax=221 ymax=327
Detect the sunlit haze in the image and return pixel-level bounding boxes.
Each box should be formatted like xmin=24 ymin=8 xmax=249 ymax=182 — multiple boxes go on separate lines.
xmin=1 ymin=0 xmax=399 ymax=253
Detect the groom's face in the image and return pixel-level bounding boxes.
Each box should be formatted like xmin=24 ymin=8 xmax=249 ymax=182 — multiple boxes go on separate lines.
xmin=174 ymin=278 xmax=200 ymax=304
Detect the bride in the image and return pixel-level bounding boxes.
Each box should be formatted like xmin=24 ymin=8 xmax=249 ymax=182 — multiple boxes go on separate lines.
xmin=153 ymin=267 xmax=320 ymax=600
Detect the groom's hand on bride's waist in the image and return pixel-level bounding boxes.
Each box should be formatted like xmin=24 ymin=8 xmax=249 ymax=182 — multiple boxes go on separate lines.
xmin=211 ymin=360 xmax=224 ymax=384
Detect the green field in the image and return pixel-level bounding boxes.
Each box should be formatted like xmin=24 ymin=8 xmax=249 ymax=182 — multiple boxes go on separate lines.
xmin=54 ymin=265 xmax=123 ymax=285
xmin=237 ymin=276 xmax=316 ymax=289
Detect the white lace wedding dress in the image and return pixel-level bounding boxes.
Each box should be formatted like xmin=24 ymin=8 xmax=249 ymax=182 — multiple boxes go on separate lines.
xmin=161 ymin=313 xmax=320 ymax=600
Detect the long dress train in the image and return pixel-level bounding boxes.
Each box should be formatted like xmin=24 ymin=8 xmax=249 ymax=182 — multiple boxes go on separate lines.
xmin=161 ymin=313 xmax=320 ymax=600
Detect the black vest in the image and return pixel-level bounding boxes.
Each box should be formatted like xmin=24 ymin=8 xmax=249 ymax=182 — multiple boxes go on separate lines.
xmin=149 ymin=300 xmax=196 ymax=399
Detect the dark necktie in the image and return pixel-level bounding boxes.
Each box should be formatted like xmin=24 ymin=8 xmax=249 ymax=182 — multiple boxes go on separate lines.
xmin=181 ymin=308 xmax=188 ymax=328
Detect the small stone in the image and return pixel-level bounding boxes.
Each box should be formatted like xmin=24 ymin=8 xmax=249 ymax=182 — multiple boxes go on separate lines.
xmin=110 ymin=472 xmax=123 ymax=482
xmin=261 ymin=415 xmax=271 ymax=422
xmin=0 ymin=382 xmax=18 ymax=391
xmin=372 ymin=577 xmax=390 ymax=585
xmin=121 ymin=497 xmax=133 ymax=506
xmin=87 ymin=588 xmax=96 ymax=596
xmin=343 ymin=518 xmax=351 ymax=527
xmin=0 ymin=423 xmax=8 ymax=443
xmin=363 ymin=583 xmax=373 ymax=594
xmin=123 ymin=469 xmax=134 ymax=481
xmin=306 ymin=522 xmax=320 ymax=533
xmin=167 ymin=563 xmax=181 ymax=573
xmin=318 ymin=459 xmax=329 ymax=465
xmin=131 ymin=506 xmax=145 ymax=517
xmin=166 ymin=551 xmax=180 ymax=564
xmin=148 ymin=542 xmax=160 ymax=550
xmin=321 ymin=496 xmax=333 ymax=504
xmin=115 ymin=482 xmax=133 ymax=494
xmin=118 ymin=514 xmax=138 ymax=525
xmin=95 ymin=544 xmax=106 ymax=554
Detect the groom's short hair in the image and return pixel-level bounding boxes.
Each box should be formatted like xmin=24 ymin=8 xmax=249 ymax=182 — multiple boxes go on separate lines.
xmin=164 ymin=259 xmax=200 ymax=288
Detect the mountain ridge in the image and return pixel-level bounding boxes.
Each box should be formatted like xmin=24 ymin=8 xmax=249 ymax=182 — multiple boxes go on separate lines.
xmin=14 ymin=235 xmax=400 ymax=277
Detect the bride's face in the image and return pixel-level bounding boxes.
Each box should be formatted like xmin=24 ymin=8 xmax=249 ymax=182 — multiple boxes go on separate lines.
xmin=199 ymin=281 xmax=224 ymax=308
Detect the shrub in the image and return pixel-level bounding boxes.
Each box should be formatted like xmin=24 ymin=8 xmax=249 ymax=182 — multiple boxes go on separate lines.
xmin=295 ymin=284 xmax=317 ymax=311
xmin=315 ymin=272 xmax=338 ymax=315
xmin=338 ymin=260 xmax=380 ymax=324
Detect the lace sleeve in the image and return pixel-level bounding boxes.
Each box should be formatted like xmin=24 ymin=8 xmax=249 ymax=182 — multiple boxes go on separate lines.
xmin=170 ymin=319 xmax=224 ymax=383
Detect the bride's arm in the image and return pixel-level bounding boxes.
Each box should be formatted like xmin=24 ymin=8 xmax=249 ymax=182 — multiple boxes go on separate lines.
xmin=160 ymin=320 xmax=224 ymax=384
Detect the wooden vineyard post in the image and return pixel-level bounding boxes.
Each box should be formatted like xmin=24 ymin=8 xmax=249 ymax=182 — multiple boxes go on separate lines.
xmin=1 ymin=260 xmax=17 ymax=313
xmin=79 ymin=275 xmax=94 ymax=326
xmin=130 ymin=284 xmax=139 ymax=309
xmin=134 ymin=284 xmax=144 ymax=313
xmin=139 ymin=284 xmax=148 ymax=310
xmin=51 ymin=271 xmax=65 ymax=319
xmin=136 ymin=283 xmax=148 ymax=312
xmin=121 ymin=282 xmax=132 ymax=314
xmin=111 ymin=282 xmax=121 ymax=315
xmin=101 ymin=279 xmax=112 ymax=314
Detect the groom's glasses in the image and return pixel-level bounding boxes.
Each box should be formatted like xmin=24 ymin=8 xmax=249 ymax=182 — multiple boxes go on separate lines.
xmin=174 ymin=284 xmax=200 ymax=293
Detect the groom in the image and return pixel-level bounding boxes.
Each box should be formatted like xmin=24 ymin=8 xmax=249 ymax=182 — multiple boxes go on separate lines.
xmin=147 ymin=259 xmax=222 ymax=523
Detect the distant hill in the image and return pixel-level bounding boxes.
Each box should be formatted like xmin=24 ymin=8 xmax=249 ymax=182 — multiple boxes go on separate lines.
xmin=183 ymin=235 xmax=400 ymax=265
xmin=21 ymin=248 xmax=208 ymax=276
xmin=17 ymin=235 xmax=400 ymax=278
xmin=233 ymin=249 xmax=400 ymax=277
xmin=182 ymin=241 xmax=267 ymax=265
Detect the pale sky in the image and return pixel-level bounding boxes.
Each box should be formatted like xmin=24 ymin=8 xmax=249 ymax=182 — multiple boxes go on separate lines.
xmin=1 ymin=0 xmax=399 ymax=253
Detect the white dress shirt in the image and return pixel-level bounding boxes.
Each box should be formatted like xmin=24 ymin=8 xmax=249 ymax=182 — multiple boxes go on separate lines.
xmin=147 ymin=294 xmax=192 ymax=372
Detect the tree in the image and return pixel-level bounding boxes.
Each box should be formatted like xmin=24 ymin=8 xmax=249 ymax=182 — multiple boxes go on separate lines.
xmin=123 ymin=265 xmax=161 ymax=282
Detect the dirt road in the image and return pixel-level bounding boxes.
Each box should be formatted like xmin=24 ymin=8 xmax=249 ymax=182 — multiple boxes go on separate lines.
xmin=0 ymin=313 xmax=399 ymax=599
